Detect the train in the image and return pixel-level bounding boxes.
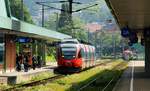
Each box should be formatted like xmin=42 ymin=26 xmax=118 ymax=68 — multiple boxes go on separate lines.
xmin=55 ymin=38 xmax=96 ymax=73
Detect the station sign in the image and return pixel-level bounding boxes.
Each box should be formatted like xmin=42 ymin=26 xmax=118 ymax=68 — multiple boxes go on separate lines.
xmin=17 ymin=37 xmax=32 ymax=43
xmin=121 ymin=27 xmax=130 ymax=38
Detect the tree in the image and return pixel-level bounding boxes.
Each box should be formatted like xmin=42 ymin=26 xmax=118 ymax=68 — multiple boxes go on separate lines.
xmin=58 ymin=15 xmax=88 ymax=41
xmin=44 ymin=14 xmax=58 ymax=30
xmin=10 ymin=0 xmax=34 ymax=24
xmin=58 ymin=3 xmax=72 ymax=28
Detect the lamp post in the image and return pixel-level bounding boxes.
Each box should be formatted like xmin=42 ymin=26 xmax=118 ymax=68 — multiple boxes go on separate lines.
xmin=42 ymin=5 xmax=44 ymax=27
xmin=99 ymin=31 xmax=102 ymax=58
xmin=88 ymin=29 xmax=90 ymax=43
xmin=53 ymin=12 xmax=59 ymax=31
xmin=21 ymin=0 xmax=24 ymax=21
xmin=95 ymin=30 xmax=98 ymax=54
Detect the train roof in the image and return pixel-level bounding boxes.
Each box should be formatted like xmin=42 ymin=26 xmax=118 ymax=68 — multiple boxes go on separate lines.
xmin=61 ymin=38 xmax=93 ymax=46
xmin=61 ymin=38 xmax=79 ymax=44
xmin=60 ymin=39 xmax=95 ymax=49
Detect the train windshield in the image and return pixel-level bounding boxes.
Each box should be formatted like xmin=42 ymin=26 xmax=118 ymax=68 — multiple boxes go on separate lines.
xmin=61 ymin=47 xmax=76 ymax=60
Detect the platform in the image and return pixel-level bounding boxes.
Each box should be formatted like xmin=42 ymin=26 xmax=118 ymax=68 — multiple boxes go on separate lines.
xmin=0 ymin=62 xmax=57 ymax=85
xmin=113 ymin=61 xmax=150 ymax=91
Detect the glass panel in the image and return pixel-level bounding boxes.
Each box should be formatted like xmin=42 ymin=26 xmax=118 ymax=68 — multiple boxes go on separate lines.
xmin=0 ymin=34 xmax=4 ymax=64
xmin=61 ymin=47 xmax=76 ymax=60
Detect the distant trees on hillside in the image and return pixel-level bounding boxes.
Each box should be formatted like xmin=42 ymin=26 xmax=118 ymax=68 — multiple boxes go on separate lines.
xmin=10 ymin=0 xmax=34 ymax=24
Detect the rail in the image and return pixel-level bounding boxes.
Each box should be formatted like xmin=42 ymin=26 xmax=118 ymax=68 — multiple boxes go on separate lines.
xmin=3 ymin=74 xmax=65 ymax=91
xmin=78 ymin=62 xmax=125 ymax=91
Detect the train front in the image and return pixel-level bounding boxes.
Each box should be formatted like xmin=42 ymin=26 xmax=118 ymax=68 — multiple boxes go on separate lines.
xmin=56 ymin=39 xmax=82 ymax=73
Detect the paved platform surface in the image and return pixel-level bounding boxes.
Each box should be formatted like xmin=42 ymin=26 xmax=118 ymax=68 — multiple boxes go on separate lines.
xmin=0 ymin=62 xmax=57 ymax=76
xmin=113 ymin=61 xmax=150 ymax=91
xmin=0 ymin=62 xmax=57 ymax=84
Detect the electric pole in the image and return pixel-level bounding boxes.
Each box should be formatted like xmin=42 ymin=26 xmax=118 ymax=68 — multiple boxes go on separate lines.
xmin=42 ymin=5 xmax=44 ymax=27
xmin=54 ymin=12 xmax=59 ymax=31
xmin=36 ymin=0 xmax=98 ymax=37
xmin=68 ymin=0 xmax=73 ymax=14
xmin=21 ymin=0 xmax=24 ymax=21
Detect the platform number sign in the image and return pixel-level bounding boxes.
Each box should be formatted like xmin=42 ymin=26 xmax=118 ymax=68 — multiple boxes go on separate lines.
xmin=121 ymin=27 xmax=130 ymax=37
xmin=17 ymin=37 xmax=32 ymax=43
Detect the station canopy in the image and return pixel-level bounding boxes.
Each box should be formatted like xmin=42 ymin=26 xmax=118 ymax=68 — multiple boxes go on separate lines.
xmin=0 ymin=16 xmax=71 ymax=42
xmin=0 ymin=0 xmax=71 ymax=42
xmin=105 ymin=0 xmax=150 ymax=30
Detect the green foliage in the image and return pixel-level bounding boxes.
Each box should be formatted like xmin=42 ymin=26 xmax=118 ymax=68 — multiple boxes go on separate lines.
xmin=58 ymin=3 xmax=72 ymax=28
xmin=46 ymin=47 xmax=56 ymax=62
xmin=31 ymin=72 xmax=55 ymax=82
xmin=46 ymin=55 xmax=56 ymax=62
xmin=0 ymin=85 xmax=11 ymax=91
xmin=9 ymin=0 xmax=34 ymax=24
xmin=45 ymin=14 xmax=58 ymax=30
xmin=58 ymin=25 xmax=73 ymax=35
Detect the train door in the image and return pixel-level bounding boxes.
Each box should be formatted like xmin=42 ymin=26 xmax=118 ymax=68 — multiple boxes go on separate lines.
xmin=91 ymin=47 xmax=95 ymax=66
xmin=80 ymin=46 xmax=85 ymax=69
xmin=82 ymin=45 xmax=87 ymax=68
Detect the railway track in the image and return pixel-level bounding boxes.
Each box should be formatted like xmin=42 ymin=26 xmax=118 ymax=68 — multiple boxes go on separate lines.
xmin=78 ymin=62 xmax=127 ymax=91
xmin=81 ymin=61 xmax=112 ymax=72
xmin=3 ymin=61 xmax=114 ymax=91
xmin=3 ymin=74 xmax=65 ymax=91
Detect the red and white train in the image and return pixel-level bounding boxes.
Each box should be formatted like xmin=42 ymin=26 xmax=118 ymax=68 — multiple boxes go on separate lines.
xmin=56 ymin=38 xmax=96 ymax=72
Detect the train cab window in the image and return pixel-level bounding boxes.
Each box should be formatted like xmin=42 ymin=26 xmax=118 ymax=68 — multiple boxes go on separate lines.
xmin=61 ymin=47 xmax=76 ymax=60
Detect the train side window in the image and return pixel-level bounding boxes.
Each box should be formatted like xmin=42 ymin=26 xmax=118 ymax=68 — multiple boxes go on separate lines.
xmin=80 ymin=49 xmax=84 ymax=58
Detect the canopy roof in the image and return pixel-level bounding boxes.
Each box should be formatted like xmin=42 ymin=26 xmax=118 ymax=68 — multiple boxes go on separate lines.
xmin=105 ymin=0 xmax=150 ymax=30
xmin=0 ymin=16 xmax=71 ymax=41
xmin=0 ymin=0 xmax=71 ymax=42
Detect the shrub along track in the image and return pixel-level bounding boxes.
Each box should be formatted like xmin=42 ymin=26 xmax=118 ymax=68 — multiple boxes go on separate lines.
xmin=3 ymin=60 xmax=117 ymax=91
xmin=78 ymin=62 xmax=127 ymax=91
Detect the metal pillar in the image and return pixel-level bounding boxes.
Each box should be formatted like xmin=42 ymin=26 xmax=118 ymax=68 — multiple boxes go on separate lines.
xmin=32 ymin=40 xmax=37 ymax=56
xmin=99 ymin=32 xmax=102 ymax=58
xmin=21 ymin=0 xmax=24 ymax=20
xmin=55 ymin=12 xmax=59 ymax=31
xmin=37 ymin=40 xmax=46 ymax=66
xmin=41 ymin=41 xmax=46 ymax=65
xmin=145 ymin=35 xmax=150 ymax=73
